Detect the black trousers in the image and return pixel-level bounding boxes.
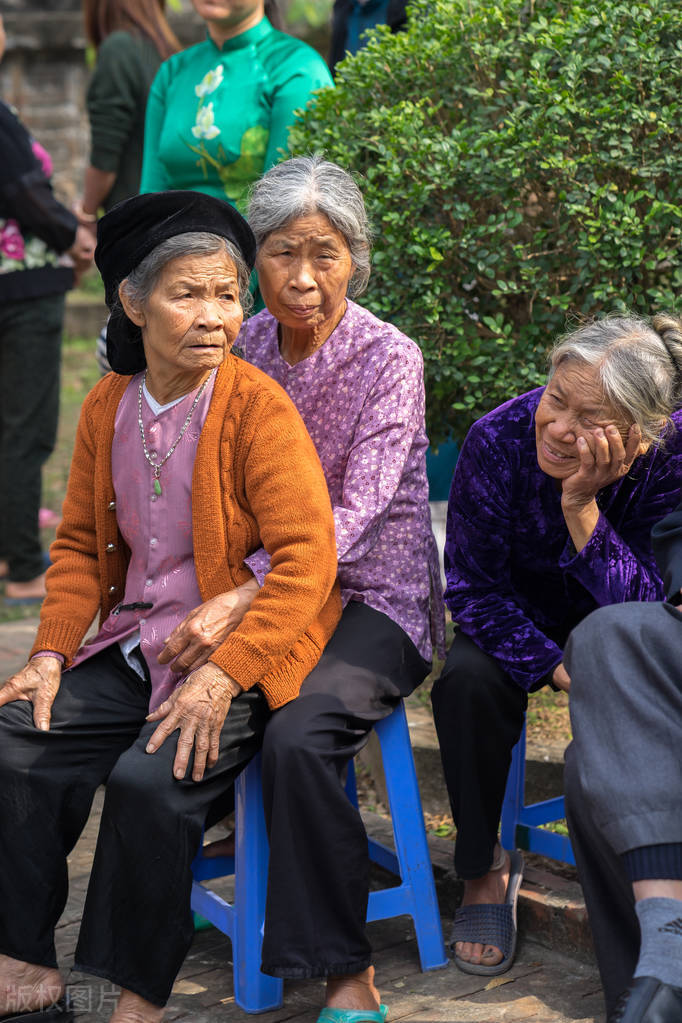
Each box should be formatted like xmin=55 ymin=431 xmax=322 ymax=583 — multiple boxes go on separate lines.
xmin=0 ymin=293 xmax=63 ymax=581
xmin=0 ymin=645 xmax=270 ymax=1006
xmin=260 ymin=602 xmax=430 ymax=978
xmin=430 ymin=631 xmax=528 ymax=879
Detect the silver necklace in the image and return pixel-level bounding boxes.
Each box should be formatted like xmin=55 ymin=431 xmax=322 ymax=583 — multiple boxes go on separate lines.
xmin=137 ymin=369 xmax=215 ymax=496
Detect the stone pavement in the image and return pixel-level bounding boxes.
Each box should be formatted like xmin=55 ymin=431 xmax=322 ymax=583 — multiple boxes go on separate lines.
xmin=0 ymin=616 xmax=40 ymax=680
xmin=0 ymin=618 xmax=606 ymax=1023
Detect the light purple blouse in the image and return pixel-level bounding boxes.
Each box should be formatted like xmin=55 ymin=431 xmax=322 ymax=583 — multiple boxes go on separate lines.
xmin=69 ymin=372 xmax=216 ymax=711
xmin=241 ymin=300 xmax=445 ymax=661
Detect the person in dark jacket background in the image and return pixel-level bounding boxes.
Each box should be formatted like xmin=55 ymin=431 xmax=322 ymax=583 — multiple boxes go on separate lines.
xmin=0 ymin=14 xmax=94 ymax=603
xmin=73 ymin=0 xmax=181 ymax=374
xmin=329 ymin=0 xmax=407 ymax=75
xmin=73 ymin=0 xmax=180 ymax=227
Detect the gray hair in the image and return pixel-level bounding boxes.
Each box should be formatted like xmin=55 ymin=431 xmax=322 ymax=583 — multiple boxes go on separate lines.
xmin=549 ymin=313 xmax=682 ymax=446
xmin=119 ymin=232 xmax=253 ymax=316
xmin=247 ymin=155 xmax=372 ymax=297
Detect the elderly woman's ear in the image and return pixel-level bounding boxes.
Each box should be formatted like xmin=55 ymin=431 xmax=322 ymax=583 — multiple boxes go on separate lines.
xmin=638 ymin=420 xmax=667 ymax=457
xmin=627 ymin=423 xmax=650 ymax=462
xmin=628 ymin=418 xmax=667 ymax=461
xmin=118 ymin=279 xmax=146 ymax=328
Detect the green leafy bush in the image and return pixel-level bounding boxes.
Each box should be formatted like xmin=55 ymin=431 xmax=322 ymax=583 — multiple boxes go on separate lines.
xmin=288 ymin=0 xmax=682 ymax=445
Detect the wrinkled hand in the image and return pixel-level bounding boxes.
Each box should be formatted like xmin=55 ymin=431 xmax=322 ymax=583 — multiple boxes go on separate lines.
xmin=145 ymin=663 xmax=242 ymax=782
xmin=0 ymin=656 xmax=62 ymax=730
xmin=552 ymin=662 xmax=571 ymax=693
xmin=158 ymin=579 xmax=260 ymax=674
xmin=561 ymin=424 xmax=642 ymax=511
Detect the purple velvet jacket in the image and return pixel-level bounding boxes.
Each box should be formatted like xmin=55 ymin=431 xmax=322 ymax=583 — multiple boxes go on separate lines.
xmin=444 ymin=388 xmax=682 ymax=691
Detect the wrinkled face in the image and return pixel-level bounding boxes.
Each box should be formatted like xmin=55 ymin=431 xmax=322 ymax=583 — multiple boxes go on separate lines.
xmin=534 ymin=360 xmax=632 ymax=479
xmin=256 ymin=212 xmax=355 ymax=335
xmin=121 ymin=250 xmax=243 ymax=379
xmin=192 ymin=0 xmax=264 ymax=31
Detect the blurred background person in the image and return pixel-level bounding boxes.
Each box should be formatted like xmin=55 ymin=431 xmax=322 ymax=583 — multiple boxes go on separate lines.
xmin=74 ymin=0 xmax=181 ymax=375
xmin=74 ymin=0 xmax=180 ymax=229
xmin=139 ymin=0 xmax=333 ymax=214
xmin=0 ymin=13 xmax=94 ymax=605
xmin=329 ymin=0 xmax=407 ymax=76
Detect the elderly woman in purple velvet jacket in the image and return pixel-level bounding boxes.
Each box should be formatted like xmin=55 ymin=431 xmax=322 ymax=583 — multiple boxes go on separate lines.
xmin=431 ymin=313 xmax=682 ymax=979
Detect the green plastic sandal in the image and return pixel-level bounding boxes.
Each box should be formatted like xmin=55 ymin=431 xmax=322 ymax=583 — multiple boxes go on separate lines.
xmin=316 ymin=1005 xmax=388 ymax=1023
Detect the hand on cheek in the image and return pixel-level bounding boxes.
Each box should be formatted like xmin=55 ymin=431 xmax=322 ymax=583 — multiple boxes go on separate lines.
xmin=565 ymin=422 xmax=641 ymax=506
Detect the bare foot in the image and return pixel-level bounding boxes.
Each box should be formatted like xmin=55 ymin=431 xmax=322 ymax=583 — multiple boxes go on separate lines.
xmin=202 ymin=832 xmax=235 ymax=858
xmin=110 ymin=987 xmax=165 ymax=1022
xmin=455 ymin=845 xmax=510 ymax=967
xmin=0 ymin=953 xmax=64 ymax=1015
xmin=325 ymin=966 xmax=381 ymax=1014
xmin=5 ymin=572 xmax=47 ymax=601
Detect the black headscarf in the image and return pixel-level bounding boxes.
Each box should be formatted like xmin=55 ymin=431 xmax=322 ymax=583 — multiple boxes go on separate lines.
xmin=95 ymin=190 xmax=257 ymax=374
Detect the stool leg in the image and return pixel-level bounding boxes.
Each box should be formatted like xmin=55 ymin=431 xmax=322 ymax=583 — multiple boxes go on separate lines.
xmin=345 ymin=758 xmax=358 ymax=804
xmin=500 ymin=719 xmax=526 ymax=851
xmin=233 ymin=755 xmax=284 ymax=1013
xmin=376 ymin=704 xmax=447 ymax=971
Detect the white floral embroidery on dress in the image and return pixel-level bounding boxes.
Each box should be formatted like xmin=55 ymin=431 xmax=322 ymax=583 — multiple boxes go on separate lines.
xmin=24 ymin=236 xmax=50 ymax=269
xmin=194 ymin=64 xmax=225 ymax=98
xmin=192 ymin=102 xmax=221 ymax=140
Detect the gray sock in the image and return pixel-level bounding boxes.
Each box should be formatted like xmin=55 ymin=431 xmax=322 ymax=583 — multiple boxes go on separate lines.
xmin=634 ymin=897 xmax=682 ymax=989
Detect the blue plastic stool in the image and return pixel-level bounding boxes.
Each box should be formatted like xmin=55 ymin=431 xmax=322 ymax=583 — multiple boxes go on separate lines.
xmin=191 ymin=699 xmax=447 ymax=1014
xmin=500 ymin=717 xmax=575 ymax=865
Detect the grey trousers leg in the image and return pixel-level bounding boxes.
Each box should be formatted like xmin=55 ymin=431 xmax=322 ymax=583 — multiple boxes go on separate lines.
xmin=564 ymin=601 xmax=682 ymax=1014
xmin=564 ymin=748 xmax=639 ymax=1015
xmin=565 ymin=601 xmax=682 ymax=854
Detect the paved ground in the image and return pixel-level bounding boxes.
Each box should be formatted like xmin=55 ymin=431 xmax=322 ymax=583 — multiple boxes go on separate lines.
xmin=1 ymin=618 xmax=607 ymax=1023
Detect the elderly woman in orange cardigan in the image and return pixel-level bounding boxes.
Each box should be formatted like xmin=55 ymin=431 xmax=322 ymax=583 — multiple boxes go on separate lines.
xmin=0 ymin=191 xmax=339 ymax=1023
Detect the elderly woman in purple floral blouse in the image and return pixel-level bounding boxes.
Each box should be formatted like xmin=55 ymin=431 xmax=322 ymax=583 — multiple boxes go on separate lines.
xmin=159 ymin=155 xmax=444 ymax=1021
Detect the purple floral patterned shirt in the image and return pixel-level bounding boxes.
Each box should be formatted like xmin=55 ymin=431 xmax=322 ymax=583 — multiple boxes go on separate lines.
xmin=445 ymin=388 xmax=682 ymax=691
xmin=241 ymin=300 xmax=445 ymax=662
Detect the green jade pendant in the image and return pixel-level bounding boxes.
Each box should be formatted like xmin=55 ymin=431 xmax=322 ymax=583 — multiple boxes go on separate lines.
xmin=153 ymin=476 xmax=162 ymax=497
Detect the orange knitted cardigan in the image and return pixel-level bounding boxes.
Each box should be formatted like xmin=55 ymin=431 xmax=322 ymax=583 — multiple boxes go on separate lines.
xmin=31 ymin=356 xmax=341 ymax=709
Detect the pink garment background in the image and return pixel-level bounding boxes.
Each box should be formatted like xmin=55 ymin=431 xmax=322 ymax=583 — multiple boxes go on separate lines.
xmin=0 ymin=139 xmax=53 ymax=263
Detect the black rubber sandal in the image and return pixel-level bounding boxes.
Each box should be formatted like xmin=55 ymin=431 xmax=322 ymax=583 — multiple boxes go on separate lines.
xmin=450 ymin=848 xmax=524 ymax=977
